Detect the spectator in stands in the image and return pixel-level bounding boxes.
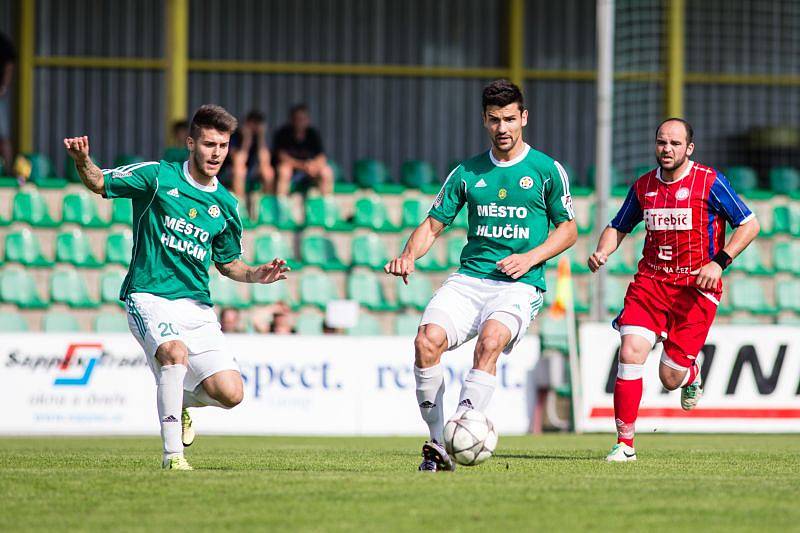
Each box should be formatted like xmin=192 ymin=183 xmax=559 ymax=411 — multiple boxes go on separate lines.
xmin=273 ymin=104 xmax=333 ymax=196
xmin=228 ymin=110 xmax=275 ymax=199
xmin=162 ymin=119 xmax=190 ymax=163
xmin=219 ymin=307 xmax=243 ymax=333
xmin=251 ymin=302 xmax=295 ymax=334
xmin=0 ymin=32 xmax=16 ymax=174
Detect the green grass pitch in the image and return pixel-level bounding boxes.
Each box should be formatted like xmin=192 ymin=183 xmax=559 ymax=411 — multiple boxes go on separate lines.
xmin=1 ymin=434 xmax=797 ymax=531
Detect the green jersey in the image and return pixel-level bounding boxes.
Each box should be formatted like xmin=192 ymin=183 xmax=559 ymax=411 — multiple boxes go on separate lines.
xmin=103 ymin=160 xmax=243 ymax=305
xmin=428 ymin=144 xmax=574 ymax=291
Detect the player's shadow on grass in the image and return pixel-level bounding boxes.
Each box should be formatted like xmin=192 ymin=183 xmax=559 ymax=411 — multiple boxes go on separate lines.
xmin=494 ymin=453 xmax=596 ymax=461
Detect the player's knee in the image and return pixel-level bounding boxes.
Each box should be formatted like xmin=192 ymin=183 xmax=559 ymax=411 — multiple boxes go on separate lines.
xmin=414 ymin=328 xmax=446 ymax=367
xmin=219 ymin=387 xmax=243 ymax=408
xmin=618 ymin=343 xmax=647 ymax=365
xmin=476 ymin=335 xmax=504 ymax=360
xmin=156 ymin=341 xmax=188 ymax=366
xmin=659 ymin=365 xmax=683 ymax=390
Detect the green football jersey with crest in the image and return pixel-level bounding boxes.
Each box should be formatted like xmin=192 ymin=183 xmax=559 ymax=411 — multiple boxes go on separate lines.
xmin=103 ymin=160 xmax=243 ymax=305
xmin=428 ymin=144 xmax=574 ymax=291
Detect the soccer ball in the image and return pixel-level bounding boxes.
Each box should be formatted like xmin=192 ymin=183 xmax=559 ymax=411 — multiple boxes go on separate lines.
xmin=443 ymin=410 xmax=498 ymax=466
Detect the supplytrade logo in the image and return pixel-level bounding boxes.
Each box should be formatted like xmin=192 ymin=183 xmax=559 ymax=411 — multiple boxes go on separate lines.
xmin=53 ymin=343 xmax=103 ymax=386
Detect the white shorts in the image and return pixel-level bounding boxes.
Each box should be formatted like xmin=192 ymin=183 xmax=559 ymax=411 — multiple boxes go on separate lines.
xmin=420 ymin=273 xmax=544 ymax=354
xmin=125 ymin=292 xmax=240 ymax=391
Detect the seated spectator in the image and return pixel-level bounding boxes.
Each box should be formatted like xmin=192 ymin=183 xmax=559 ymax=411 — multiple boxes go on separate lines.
xmin=251 ymin=302 xmax=295 ymax=335
xmin=219 ymin=307 xmax=243 ymax=333
xmin=273 ymin=104 xmax=333 ymax=196
xmin=162 ymin=119 xmax=190 ymax=163
xmin=228 ymin=110 xmax=275 ymax=199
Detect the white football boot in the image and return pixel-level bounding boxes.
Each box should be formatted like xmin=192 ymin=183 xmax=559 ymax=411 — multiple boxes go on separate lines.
xmin=181 ymin=408 xmax=195 ymax=447
xmin=606 ymin=442 xmax=637 ymax=462
xmin=681 ymin=380 xmax=703 ymax=411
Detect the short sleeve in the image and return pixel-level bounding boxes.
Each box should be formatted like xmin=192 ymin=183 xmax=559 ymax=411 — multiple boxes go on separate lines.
xmin=427 ymin=165 xmax=466 ymax=226
xmin=212 ymin=207 xmax=243 ymax=264
xmin=610 ymin=185 xmax=644 ymax=233
xmin=545 ymin=161 xmax=575 ymax=224
xmin=709 ymin=172 xmax=754 ymax=228
xmin=103 ymin=161 xmax=160 ymax=199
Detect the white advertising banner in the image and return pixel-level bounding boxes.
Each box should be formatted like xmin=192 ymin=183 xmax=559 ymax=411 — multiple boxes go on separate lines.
xmin=0 ymin=334 xmax=540 ymax=436
xmin=577 ymin=323 xmax=800 ymax=433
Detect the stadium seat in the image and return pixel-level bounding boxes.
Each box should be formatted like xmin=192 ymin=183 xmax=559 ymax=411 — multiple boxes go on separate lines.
xmin=604 ymin=277 xmax=628 ymax=313
xmin=251 ymin=279 xmax=293 ymax=306
xmin=724 ymin=166 xmax=767 ymax=197
xmin=347 ymin=312 xmax=383 ymax=336
xmin=353 ymin=159 xmax=403 ymax=193
xmin=394 ymin=312 xmax=422 ymax=336
xmin=450 ymin=207 xmax=468 ymax=230
xmin=63 ymin=156 xmax=97 ymax=183
xmin=162 ymin=146 xmax=189 ymax=163
xmin=415 ymin=247 xmax=447 ymax=272
xmin=50 ymin=268 xmax=99 ymax=308
xmin=769 ymin=167 xmax=800 ymax=196
xmin=23 ymin=153 xmax=58 ymax=182
xmin=113 ymin=154 xmax=145 ymax=168
xmin=299 ymin=272 xmax=337 ymax=309
xmin=775 ymin=279 xmax=800 ymax=313
xmin=577 ymin=204 xmax=595 ymax=235
xmin=209 ymin=273 xmax=249 ymax=308
xmin=61 ymin=191 xmax=108 ymax=228
xmin=347 ymin=270 xmax=396 ymax=311
xmin=607 ymin=246 xmax=637 ymax=275
xmin=0 ymin=267 xmax=48 ymax=308
xmin=258 ymin=195 xmax=298 ymax=229
xmin=777 ymin=314 xmax=800 ymax=325
xmin=772 ymin=205 xmax=800 ymax=236
xmin=94 ymin=313 xmax=131 ymax=333
xmin=237 ymin=202 xmax=257 ymax=230
xmin=12 ymin=189 xmax=58 ymax=227
xmin=401 ymin=197 xmax=429 ymax=228
xmin=111 ymin=199 xmax=133 ymax=226
xmin=304 ymin=196 xmax=350 ymax=230
xmin=295 ymin=310 xmax=324 ymax=334
xmin=353 ymin=196 xmax=400 ymax=232
xmin=105 ymin=230 xmax=133 ymax=266
xmin=42 ymin=312 xmax=81 ymax=333
xmin=729 ymin=279 xmax=775 ymax=315
xmin=330 ymin=160 xmax=357 ymax=194
xmin=99 ymin=269 xmax=126 ymax=306
xmin=773 ymin=241 xmax=800 ymax=275
xmin=730 ymin=243 xmax=772 ymax=276
xmin=55 ymin=229 xmax=103 ymax=268
xmin=447 ymin=236 xmax=467 ymax=267
xmin=538 ymin=314 xmax=569 ymax=352
xmin=300 ymin=234 xmax=347 ymax=271
xmin=4 ymin=228 xmax=53 ymax=267
xmin=401 ymin=160 xmax=440 ymax=193
xmin=253 ymin=232 xmax=300 ymax=269
xmin=563 ymin=245 xmax=590 ymax=274
xmin=0 ymin=312 xmax=28 ymax=332
xmin=396 ymin=275 xmax=433 ymax=311
xmin=351 ymin=233 xmax=389 ymax=270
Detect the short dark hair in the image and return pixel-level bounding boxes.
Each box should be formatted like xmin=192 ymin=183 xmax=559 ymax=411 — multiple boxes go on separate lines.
xmin=189 ymin=105 xmax=238 ymax=139
xmin=290 ymin=103 xmax=309 ymax=116
xmin=482 ymin=79 xmax=525 ymax=112
xmin=172 ymin=119 xmax=189 ymax=135
xmin=657 ymin=117 xmax=694 ymax=144
xmin=245 ymin=109 xmax=265 ymax=123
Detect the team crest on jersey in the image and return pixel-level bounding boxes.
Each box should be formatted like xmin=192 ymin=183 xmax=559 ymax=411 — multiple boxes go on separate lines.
xmin=676 ymin=187 xmax=690 ymax=200
xmin=188 ymin=208 xmax=198 ymax=219
xmin=519 ymin=176 xmax=533 ymax=189
xmin=208 ymin=205 xmax=220 ymax=218
xmin=498 ymin=188 xmax=507 ymax=199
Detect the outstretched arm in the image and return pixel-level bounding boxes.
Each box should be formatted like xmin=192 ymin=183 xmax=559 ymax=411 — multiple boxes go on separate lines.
xmin=215 ymin=258 xmax=290 ymax=284
xmin=384 ymin=216 xmax=446 ymax=284
xmin=63 ymin=136 xmax=104 ymax=195
xmin=588 ymin=226 xmax=628 ymax=272
xmin=497 ymin=219 xmax=578 ymax=279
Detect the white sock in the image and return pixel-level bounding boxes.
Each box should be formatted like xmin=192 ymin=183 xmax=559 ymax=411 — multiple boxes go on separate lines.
xmin=455 ymin=368 xmax=496 ymax=416
xmin=414 ymin=364 xmax=445 ymax=443
xmin=157 ymin=364 xmax=187 ymax=458
xmin=183 ymin=386 xmax=227 ymax=409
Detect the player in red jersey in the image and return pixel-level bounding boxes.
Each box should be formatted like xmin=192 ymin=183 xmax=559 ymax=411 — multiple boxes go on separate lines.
xmin=588 ymin=118 xmax=760 ymax=462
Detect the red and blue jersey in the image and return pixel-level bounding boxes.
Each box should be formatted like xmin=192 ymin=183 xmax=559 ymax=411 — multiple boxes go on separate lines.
xmin=610 ymin=161 xmax=754 ymax=294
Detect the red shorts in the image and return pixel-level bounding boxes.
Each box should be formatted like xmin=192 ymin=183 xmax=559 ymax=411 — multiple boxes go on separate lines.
xmin=613 ymin=276 xmax=718 ymax=368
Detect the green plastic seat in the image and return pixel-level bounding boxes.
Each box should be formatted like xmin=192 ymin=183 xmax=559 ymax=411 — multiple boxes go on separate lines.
xmin=258 ymin=195 xmax=298 ymax=229
xmin=724 ymin=166 xmax=758 ymax=194
xmin=304 ymin=196 xmax=350 ymax=230
xmin=401 ymin=160 xmax=438 ymax=192
xmin=775 ymin=280 xmax=800 ymax=313
xmin=347 ymin=312 xmax=383 ymax=336
xmin=253 ymin=232 xmax=300 ymax=269
xmin=563 ymin=245 xmax=590 ymax=274
xmin=295 ymin=310 xmax=324 ymax=334
xmin=773 ymin=241 xmax=800 ymax=274
xmin=0 ymin=312 xmax=29 ymax=331
xmin=50 ymin=268 xmax=98 ymax=308
xmin=62 ymin=191 xmax=108 ymax=228
xmin=4 ymin=228 xmax=53 ymax=267
xmin=299 ymin=272 xmax=337 ymax=309
xmin=0 ymin=267 xmax=48 ymax=308
xmin=329 ymin=160 xmax=357 ymax=193
xmin=110 ymin=199 xmax=133 ymax=226
xmin=300 ymin=234 xmax=347 ymax=271
xmin=401 ymin=197 xmax=430 ymax=228
xmin=105 ymin=230 xmax=133 ymax=266
xmin=251 ymin=280 xmax=293 ymax=306
xmin=12 ymin=189 xmax=58 ymax=227
xmin=350 ymin=233 xmax=389 ymax=270
xmin=396 ymin=275 xmax=433 ymax=311
xmin=347 ymin=270 xmax=396 ymax=311
xmin=730 ymin=243 xmax=772 ymax=276
xmin=162 ymin=147 xmax=190 ymax=163
xmin=99 ymin=269 xmax=126 ymax=306
xmin=604 ymin=277 xmax=628 ymax=313
xmin=209 ymin=274 xmax=249 ymax=308
xmin=23 ymin=153 xmax=57 ymax=182
xmin=772 ymin=205 xmax=800 ymax=236
xmin=55 ymin=229 xmax=103 ymax=267
xmin=577 ymin=204 xmax=596 ymax=235
xmin=353 ymin=196 xmax=400 ymax=232
xmin=415 ymin=247 xmax=447 ymax=271
xmin=729 ymin=279 xmax=775 ymax=315
xmin=539 ymin=314 xmax=569 ymax=352
xmin=42 ymin=312 xmax=81 ymax=333
xmin=114 ymin=154 xmax=146 ymax=168
xmin=63 ymin=156 xmax=98 ymax=183
xmin=353 ymin=159 xmax=403 ymax=193
xmin=94 ymin=313 xmax=131 ymax=332
xmin=447 ymin=236 xmax=467 ymax=267
xmin=395 ymin=312 xmax=422 ymax=336
xmin=450 ymin=207 xmax=468 ymax=230
xmin=769 ymin=167 xmax=800 ymax=196
xmin=607 ymin=245 xmax=636 ymax=275
xmin=237 ymin=201 xmax=257 ymax=230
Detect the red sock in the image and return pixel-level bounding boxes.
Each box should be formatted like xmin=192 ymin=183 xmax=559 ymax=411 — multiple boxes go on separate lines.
xmin=684 ymin=363 xmax=700 ymax=387
xmin=613 ymin=377 xmax=643 ymax=447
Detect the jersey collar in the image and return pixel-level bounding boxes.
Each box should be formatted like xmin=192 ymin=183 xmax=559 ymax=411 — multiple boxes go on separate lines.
xmin=489 ymin=143 xmax=530 ymax=167
xmin=655 ymin=160 xmax=694 ymax=184
xmin=182 ymin=161 xmax=218 ymax=192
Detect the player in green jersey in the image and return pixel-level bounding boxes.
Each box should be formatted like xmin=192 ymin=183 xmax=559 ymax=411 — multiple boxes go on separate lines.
xmin=64 ymin=105 xmax=290 ymax=470
xmin=385 ymin=80 xmax=578 ymax=472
